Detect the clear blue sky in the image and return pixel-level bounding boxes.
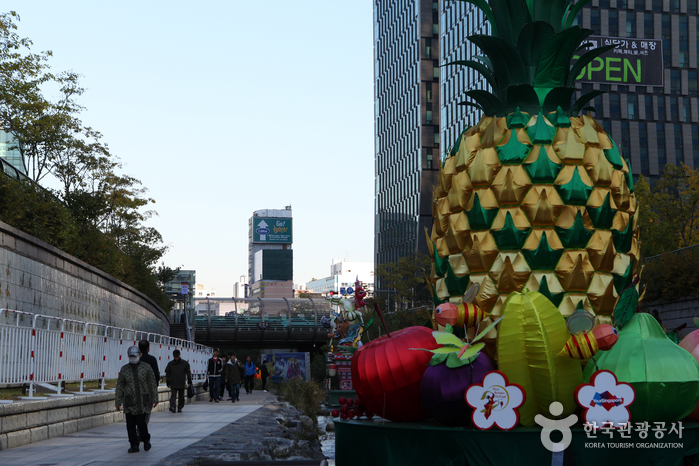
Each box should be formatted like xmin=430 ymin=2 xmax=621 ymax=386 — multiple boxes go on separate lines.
xmin=14 ymin=1 xmax=375 ymax=294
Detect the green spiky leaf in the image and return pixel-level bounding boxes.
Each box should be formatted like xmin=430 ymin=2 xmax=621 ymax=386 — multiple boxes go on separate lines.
xmin=543 ymin=87 xmax=576 ymax=115
xmin=614 ymin=285 xmax=639 ymax=329
xmin=473 ymin=315 xmax=504 ymax=343
xmin=429 ymin=353 xmax=449 ymax=366
xmin=489 ymin=0 xmax=532 ymax=44
xmin=565 ymin=0 xmax=594 ymax=29
xmin=469 ymin=35 xmax=527 ymax=96
xmin=444 ymin=60 xmax=498 ymax=90
xmin=568 ymin=44 xmax=617 ymax=86
xmin=456 ymin=0 xmax=498 ymax=37
xmin=534 ymin=26 xmax=593 ymax=88
xmin=506 ymin=83 xmax=540 ymax=114
xmin=572 ymin=90 xmax=606 ymax=115
xmin=463 ymin=89 xmax=504 ymax=115
xmin=517 ymin=21 xmax=556 ymax=67
xmin=433 ymin=331 xmax=464 ymax=347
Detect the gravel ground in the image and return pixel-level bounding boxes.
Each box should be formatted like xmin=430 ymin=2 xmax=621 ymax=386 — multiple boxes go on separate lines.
xmin=152 ymin=397 xmax=326 ymax=465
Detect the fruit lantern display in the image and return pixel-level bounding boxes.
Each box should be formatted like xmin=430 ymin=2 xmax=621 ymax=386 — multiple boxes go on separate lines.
xmin=425 ymin=0 xmax=640 ymax=331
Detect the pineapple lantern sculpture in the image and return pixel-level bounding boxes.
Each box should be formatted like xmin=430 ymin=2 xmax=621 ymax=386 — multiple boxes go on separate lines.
xmin=427 ymin=0 xmax=640 ymax=326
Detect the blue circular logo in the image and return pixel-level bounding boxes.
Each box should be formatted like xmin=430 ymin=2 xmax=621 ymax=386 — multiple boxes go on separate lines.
xmin=256 ymin=228 xmax=270 ymax=235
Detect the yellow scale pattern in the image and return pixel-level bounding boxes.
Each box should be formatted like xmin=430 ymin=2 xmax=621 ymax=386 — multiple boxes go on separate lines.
xmin=429 ymin=112 xmax=641 ymax=332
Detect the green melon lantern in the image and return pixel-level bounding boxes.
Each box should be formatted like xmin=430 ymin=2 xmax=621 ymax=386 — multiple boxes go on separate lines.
xmin=583 ymin=312 xmax=699 ymax=422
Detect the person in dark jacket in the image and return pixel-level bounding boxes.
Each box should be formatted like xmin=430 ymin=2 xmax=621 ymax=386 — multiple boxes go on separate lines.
xmin=260 ymin=360 xmax=269 ymax=392
xmin=206 ymin=348 xmax=224 ymax=402
xmin=138 ymin=340 xmax=160 ymax=389
xmin=165 ymin=350 xmax=192 ymax=413
xmin=137 ymin=340 xmax=160 ymax=433
xmin=244 ymin=356 xmax=256 ymax=394
xmin=115 ymin=346 xmax=158 ymax=453
xmin=225 ymin=353 xmax=243 ymax=402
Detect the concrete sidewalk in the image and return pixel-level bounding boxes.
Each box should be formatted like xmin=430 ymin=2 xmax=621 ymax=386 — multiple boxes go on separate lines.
xmin=0 ymin=390 xmax=270 ymax=466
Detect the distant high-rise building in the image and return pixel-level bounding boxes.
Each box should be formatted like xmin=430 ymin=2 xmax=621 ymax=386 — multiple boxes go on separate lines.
xmin=440 ymin=0 xmax=699 ymax=181
xmin=248 ymin=207 xmax=293 ymax=299
xmin=374 ymin=0 xmax=441 ymax=282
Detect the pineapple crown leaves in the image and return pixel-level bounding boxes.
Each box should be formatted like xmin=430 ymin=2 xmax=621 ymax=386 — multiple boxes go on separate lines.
xmin=410 ymin=317 xmax=504 ymax=369
xmin=447 ymin=0 xmax=616 ymax=117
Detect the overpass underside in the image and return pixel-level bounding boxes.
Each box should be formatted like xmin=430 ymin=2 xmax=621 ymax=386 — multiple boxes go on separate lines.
xmin=192 ymin=297 xmax=333 ymax=351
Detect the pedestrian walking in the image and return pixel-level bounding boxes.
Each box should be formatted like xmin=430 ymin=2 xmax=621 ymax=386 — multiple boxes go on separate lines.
xmin=244 ymin=356 xmax=256 ymax=394
xmin=165 ymin=349 xmax=192 ymax=413
xmin=138 ymin=340 xmax=160 ymax=431
xmin=115 ymin=346 xmax=158 ymax=453
xmin=260 ymin=360 xmax=269 ymax=392
xmin=225 ymin=353 xmax=243 ymax=402
xmin=206 ymin=348 xmax=224 ymax=402
xmin=220 ymin=355 xmax=229 ymax=399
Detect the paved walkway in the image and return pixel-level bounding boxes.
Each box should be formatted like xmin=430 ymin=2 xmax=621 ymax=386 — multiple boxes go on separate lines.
xmin=0 ymin=391 xmax=269 ymax=466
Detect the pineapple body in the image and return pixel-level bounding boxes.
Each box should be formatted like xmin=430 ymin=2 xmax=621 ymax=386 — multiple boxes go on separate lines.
xmin=428 ymin=110 xmax=640 ymax=324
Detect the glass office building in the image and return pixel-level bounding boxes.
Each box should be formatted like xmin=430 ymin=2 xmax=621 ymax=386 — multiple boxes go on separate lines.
xmin=0 ymin=130 xmax=25 ymax=175
xmin=440 ymin=0 xmax=699 ymax=181
xmin=374 ymin=0 xmax=441 ymax=276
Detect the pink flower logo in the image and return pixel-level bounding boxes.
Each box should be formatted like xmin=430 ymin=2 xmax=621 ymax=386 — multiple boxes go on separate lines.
xmin=465 ymin=371 xmax=525 ymax=430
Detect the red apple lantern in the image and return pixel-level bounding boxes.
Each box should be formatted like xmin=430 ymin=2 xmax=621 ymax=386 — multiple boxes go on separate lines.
xmin=351 ymin=326 xmax=439 ymax=422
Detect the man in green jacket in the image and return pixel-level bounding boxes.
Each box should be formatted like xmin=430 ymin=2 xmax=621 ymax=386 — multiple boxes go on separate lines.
xmin=224 ymin=352 xmax=243 ymax=403
xmin=115 ymin=346 xmax=159 ymax=453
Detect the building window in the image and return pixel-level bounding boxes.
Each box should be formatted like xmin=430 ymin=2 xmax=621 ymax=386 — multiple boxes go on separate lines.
xmin=682 ymin=98 xmax=691 ymax=122
xmin=675 ymin=125 xmax=684 ymax=163
xmin=626 ymin=13 xmax=636 ymax=38
xmin=591 ymin=9 xmax=601 ymax=33
xmin=657 ymin=123 xmax=667 ymax=167
xmin=671 ymin=70 xmax=681 ymax=94
xmin=610 ymin=94 xmax=621 ymax=119
xmin=689 ymin=71 xmax=698 ymax=96
xmin=690 ymin=0 xmax=699 ymax=14
xmin=618 ymin=0 xmax=628 ymax=8
xmin=600 ymin=0 xmax=610 ymax=7
xmin=680 ymin=17 xmax=689 ymax=67
xmin=645 ymin=95 xmax=654 ymax=119
xmin=609 ymin=10 xmax=619 ymax=37
xmin=644 ymin=13 xmax=654 ymax=38
xmin=670 ymin=0 xmax=680 ymax=12
xmin=602 ymin=120 xmax=612 ymax=135
xmin=657 ymin=96 xmax=666 ymax=120
xmin=621 ymin=121 xmax=631 ymax=159
xmin=425 ymin=38 xmax=432 ymax=59
xmin=627 ymin=95 xmax=638 ymax=119
xmin=693 ymin=126 xmax=699 ymax=168
xmin=652 ymin=0 xmax=663 ymax=11
xmin=670 ymin=97 xmax=679 ymax=120
xmin=639 ymin=122 xmax=649 ymax=176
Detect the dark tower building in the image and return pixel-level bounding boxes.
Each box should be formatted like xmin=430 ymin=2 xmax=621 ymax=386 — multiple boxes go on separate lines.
xmin=440 ymin=0 xmax=699 ymax=181
xmin=374 ymin=0 xmax=441 ymax=281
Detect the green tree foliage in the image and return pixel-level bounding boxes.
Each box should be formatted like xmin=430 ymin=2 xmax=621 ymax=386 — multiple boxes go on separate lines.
xmin=0 ymin=12 xmax=175 ymax=312
xmin=374 ymin=251 xmax=432 ymax=310
xmin=639 ymin=164 xmax=699 ymax=301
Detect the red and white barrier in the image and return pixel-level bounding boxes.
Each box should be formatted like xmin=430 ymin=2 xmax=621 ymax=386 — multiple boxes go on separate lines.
xmin=0 ymin=309 xmax=212 ymax=398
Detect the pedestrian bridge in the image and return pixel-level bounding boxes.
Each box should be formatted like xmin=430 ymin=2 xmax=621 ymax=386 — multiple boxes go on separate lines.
xmin=192 ymin=298 xmax=334 ymax=349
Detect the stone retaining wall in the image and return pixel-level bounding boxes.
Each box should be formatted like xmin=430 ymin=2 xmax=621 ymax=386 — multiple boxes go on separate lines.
xmin=642 ymin=296 xmax=699 ymax=339
xmin=0 ymin=382 xmax=207 ymax=450
xmin=0 ymin=220 xmax=168 ymax=334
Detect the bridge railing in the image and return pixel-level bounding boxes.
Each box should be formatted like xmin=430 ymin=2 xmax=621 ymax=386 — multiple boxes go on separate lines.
xmin=0 ymin=309 xmax=213 ymax=399
xmin=193 ymin=297 xmax=334 ymax=344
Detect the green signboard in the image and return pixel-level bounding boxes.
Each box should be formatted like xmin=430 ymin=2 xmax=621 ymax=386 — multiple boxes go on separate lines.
xmin=253 ymin=217 xmax=292 ymax=244
xmin=574 ymin=36 xmax=663 ymax=86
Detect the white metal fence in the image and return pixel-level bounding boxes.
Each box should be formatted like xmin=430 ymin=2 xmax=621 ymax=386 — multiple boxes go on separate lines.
xmin=0 ymin=309 xmax=213 ymax=398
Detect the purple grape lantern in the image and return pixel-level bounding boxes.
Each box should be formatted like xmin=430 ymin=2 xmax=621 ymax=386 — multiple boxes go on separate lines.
xmin=420 ymin=352 xmax=495 ymax=426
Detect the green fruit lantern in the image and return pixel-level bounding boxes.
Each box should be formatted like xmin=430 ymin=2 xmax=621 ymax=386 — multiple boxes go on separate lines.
xmin=584 ymin=312 xmax=699 ymax=422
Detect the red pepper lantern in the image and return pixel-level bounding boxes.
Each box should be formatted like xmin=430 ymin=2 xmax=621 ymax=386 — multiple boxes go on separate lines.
xmin=351 ymin=326 xmax=438 ymax=422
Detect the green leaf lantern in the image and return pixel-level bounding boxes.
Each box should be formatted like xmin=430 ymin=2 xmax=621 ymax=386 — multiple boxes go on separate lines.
xmin=584 ymin=313 xmax=699 ymax=422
